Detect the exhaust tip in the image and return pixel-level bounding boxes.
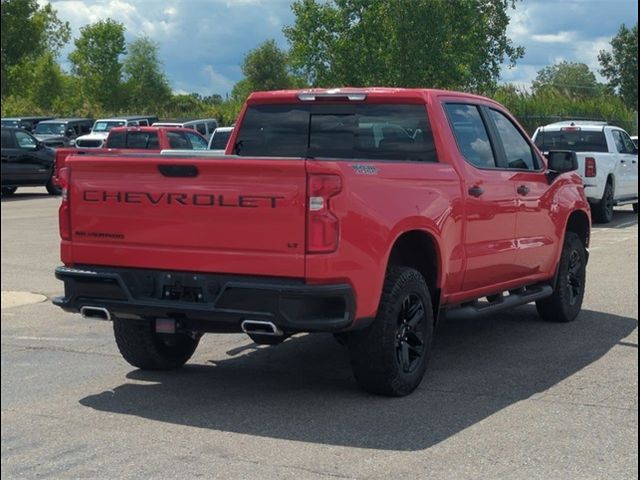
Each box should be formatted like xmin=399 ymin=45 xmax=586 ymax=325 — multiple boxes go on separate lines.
xmin=80 ymin=306 xmax=111 ymax=321
xmin=241 ymin=320 xmax=283 ymax=337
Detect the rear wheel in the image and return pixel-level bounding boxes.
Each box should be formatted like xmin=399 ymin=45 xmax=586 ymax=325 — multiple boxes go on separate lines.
xmin=536 ymin=232 xmax=586 ymax=323
xmin=46 ymin=177 xmax=61 ymax=195
xmin=113 ymin=317 xmax=200 ymax=370
xmin=348 ymin=267 xmax=434 ymax=396
xmin=592 ymin=181 xmax=614 ymax=223
xmin=2 ymin=187 xmax=17 ymax=196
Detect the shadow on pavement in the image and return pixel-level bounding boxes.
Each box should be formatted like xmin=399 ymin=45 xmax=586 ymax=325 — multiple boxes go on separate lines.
xmin=592 ymin=209 xmax=637 ymax=229
xmin=80 ymin=307 xmax=637 ymax=451
xmin=0 ymin=191 xmax=56 ymax=202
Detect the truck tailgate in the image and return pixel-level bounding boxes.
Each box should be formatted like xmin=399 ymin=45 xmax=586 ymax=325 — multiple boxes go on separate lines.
xmin=63 ymin=155 xmax=306 ymax=277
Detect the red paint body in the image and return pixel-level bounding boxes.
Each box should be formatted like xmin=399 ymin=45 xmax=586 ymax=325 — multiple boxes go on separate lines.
xmin=53 ymin=126 xmax=207 ymax=184
xmin=59 ymin=89 xmax=590 ymax=324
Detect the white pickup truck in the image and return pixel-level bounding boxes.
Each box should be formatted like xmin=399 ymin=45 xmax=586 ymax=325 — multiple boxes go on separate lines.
xmin=532 ymin=121 xmax=638 ymax=223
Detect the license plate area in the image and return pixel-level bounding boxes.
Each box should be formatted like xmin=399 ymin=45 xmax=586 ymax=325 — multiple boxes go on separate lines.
xmin=159 ymin=273 xmax=208 ymax=303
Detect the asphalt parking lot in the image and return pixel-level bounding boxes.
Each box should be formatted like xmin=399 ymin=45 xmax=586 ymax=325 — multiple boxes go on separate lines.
xmin=1 ymin=187 xmax=638 ymax=479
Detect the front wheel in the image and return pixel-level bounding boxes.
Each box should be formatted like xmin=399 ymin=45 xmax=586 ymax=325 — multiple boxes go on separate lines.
xmin=536 ymin=232 xmax=587 ymax=323
xmin=113 ymin=317 xmax=200 ymax=370
xmin=348 ymin=267 xmax=434 ymax=396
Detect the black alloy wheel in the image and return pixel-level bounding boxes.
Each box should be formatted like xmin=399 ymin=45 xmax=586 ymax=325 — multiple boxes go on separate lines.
xmin=395 ymin=293 xmax=426 ymax=374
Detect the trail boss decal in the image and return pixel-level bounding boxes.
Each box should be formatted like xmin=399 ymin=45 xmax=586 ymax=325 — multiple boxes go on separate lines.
xmin=82 ymin=191 xmax=285 ymax=208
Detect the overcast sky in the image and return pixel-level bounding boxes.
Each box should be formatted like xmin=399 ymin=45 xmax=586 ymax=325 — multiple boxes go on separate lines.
xmin=46 ymin=0 xmax=639 ymax=96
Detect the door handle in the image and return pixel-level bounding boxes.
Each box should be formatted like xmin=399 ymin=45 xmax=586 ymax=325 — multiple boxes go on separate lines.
xmin=620 ymin=159 xmax=626 ymax=164
xmin=158 ymin=165 xmax=199 ymax=177
xmin=468 ymin=185 xmax=484 ymax=197
xmin=517 ymin=185 xmax=530 ymax=196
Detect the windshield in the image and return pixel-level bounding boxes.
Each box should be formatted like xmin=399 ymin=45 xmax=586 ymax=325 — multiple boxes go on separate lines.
xmin=534 ymin=129 xmax=608 ymax=153
xmin=35 ymin=123 xmax=66 ymax=135
xmin=1 ymin=120 xmax=20 ymax=128
xmin=93 ymin=121 xmax=125 ymax=132
xmin=210 ymin=130 xmax=232 ymax=149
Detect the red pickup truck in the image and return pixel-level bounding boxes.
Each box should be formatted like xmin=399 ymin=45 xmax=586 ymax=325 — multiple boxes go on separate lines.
xmin=53 ymin=126 xmax=209 ymax=184
xmin=53 ymin=88 xmax=590 ymax=396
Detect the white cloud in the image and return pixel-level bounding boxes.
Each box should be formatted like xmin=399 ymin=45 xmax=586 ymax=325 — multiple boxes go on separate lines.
xmin=531 ymin=32 xmax=576 ymax=43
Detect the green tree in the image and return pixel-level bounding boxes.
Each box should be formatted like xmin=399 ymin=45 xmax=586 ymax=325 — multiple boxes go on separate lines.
xmin=283 ymin=0 xmax=524 ymax=91
xmin=230 ymin=39 xmax=298 ymax=103
xmin=598 ymin=23 xmax=638 ymax=111
xmin=8 ymin=52 xmax=66 ymax=109
xmin=68 ymin=19 xmax=127 ymax=111
xmin=1 ymin=0 xmax=70 ymax=97
xmin=123 ymin=37 xmax=172 ymax=113
xmin=531 ymin=61 xmax=604 ymax=98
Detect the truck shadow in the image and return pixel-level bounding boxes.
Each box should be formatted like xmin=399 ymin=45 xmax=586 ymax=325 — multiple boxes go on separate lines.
xmin=592 ymin=209 xmax=637 ymax=229
xmin=79 ymin=307 xmax=636 ymax=451
xmin=0 ymin=191 xmax=56 ymax=202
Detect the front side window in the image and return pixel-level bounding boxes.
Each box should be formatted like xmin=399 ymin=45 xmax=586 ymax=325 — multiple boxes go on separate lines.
xmin=444 ymin=104 xmax=496 ymax=168
xmin=184 ymin=131 xmax=208 ymax=150
xmin=210 ymin=130 xmax=232 ymax=150
xmin=489 ymin=109 xmax=538 ymax=170
xmin=234 ymin=103 xmax=437 ymax=162
xmin=15 ymin=131 xmax=38 ymax=149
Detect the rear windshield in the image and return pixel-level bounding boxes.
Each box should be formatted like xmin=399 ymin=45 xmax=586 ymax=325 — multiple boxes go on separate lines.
xmin=234 ymin=104 xmax=437 ymax=162
xmin=107 ymin=131 xmax=160 ymax=149
xmin=534 ymin=129 xmax=608 ymax=153
xmin=210 ymin=130 xmax=232 ymax=150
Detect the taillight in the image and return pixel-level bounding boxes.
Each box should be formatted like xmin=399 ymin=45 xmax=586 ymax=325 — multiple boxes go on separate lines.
xmin=306 ymin=174 xmax=342 ymax=253
xmin=58 ymin=167 xmax=71 ymax=240
xmin=585 ymin=157 xmax=597 ymax=177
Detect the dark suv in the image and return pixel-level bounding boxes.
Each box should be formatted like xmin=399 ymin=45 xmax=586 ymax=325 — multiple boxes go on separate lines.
xmin=1 ymin=128 xmax=59 ymax=196
xmin=33 ymin=118 xmax=94 ymax=147
xmin=1 ymin=117 xmax=54 ymax=132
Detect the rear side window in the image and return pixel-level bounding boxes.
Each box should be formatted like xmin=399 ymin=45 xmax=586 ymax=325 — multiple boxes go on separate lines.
xmin=195 ymin=123 xmax=207 ymax=135
xmin=167 ymin=131 xmax=192 ymax=149
xmin=234 ymin=104 xmax=437 ymax=162
xmin=444 ymin=104 xmax=496 ymax=168
xmin=1 ymin=130 xmax=15 ymax=148
xmin=612 ymin=130 xmax=636 ymax=154
xmin=534 ymin=129 xmax=608 ymax=152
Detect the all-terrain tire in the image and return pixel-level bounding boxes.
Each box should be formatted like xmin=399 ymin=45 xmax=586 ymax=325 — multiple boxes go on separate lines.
xmin=592 ymin=181 xmax=614 ymax=223
xmin=113 ymin=317 xmax=200 ymax=370
xmin=46 ymin=177 xmax=61 ymax=195
xmin=536 ymin=232 xmax=587 ymax=323
xmin=348 ymin=267 xmax=434 ymax=396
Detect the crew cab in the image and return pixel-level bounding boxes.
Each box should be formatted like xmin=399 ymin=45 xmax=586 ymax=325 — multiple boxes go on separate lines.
xmin=75 ymin=116 xmax=159 ymax=148
xmin=53 ymin=126 xmax=209 ymax=184
xmin=532 ymin=121 xmax=638 ymax=221
xmin=53 ymin=88 xmax=590 ymax=396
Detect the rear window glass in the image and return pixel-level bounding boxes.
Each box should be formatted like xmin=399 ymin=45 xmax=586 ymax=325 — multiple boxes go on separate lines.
xmin=534 ymin=129 xmax=608 ymax=153
xmin=210 ymin=130 xmax=232 ymax=150
xmin=234 ymin=104 xmax=437 ymax=162
xmin=106 ymin=131 xmax=159 ymax=149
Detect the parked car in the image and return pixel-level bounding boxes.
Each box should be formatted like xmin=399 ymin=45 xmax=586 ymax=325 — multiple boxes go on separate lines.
xmin=153 ymin=118 xmax=218 ymax=140
xmin=75 ymin=116 xmax=159 ymax=148
xmin=53 ymin=87 xmax=590 ymax=396
xmin=53 ymin=126 xmax=209 ymax=184
xmin=532 ymin=121 xmax=638 ymax=220
xmin=33 ymin=118 xmax=94 ymax=147
xmin=207 ymin=126 xmax=234 ymax=152
xmin=1 ymin=127 xmax=59 ymax=196
xmin=1 ymin=116 xmax=54 ymax=132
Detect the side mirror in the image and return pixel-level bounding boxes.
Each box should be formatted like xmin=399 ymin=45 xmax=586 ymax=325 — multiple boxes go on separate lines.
xmin=545 ymin=150 xmax=578 ymax=183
